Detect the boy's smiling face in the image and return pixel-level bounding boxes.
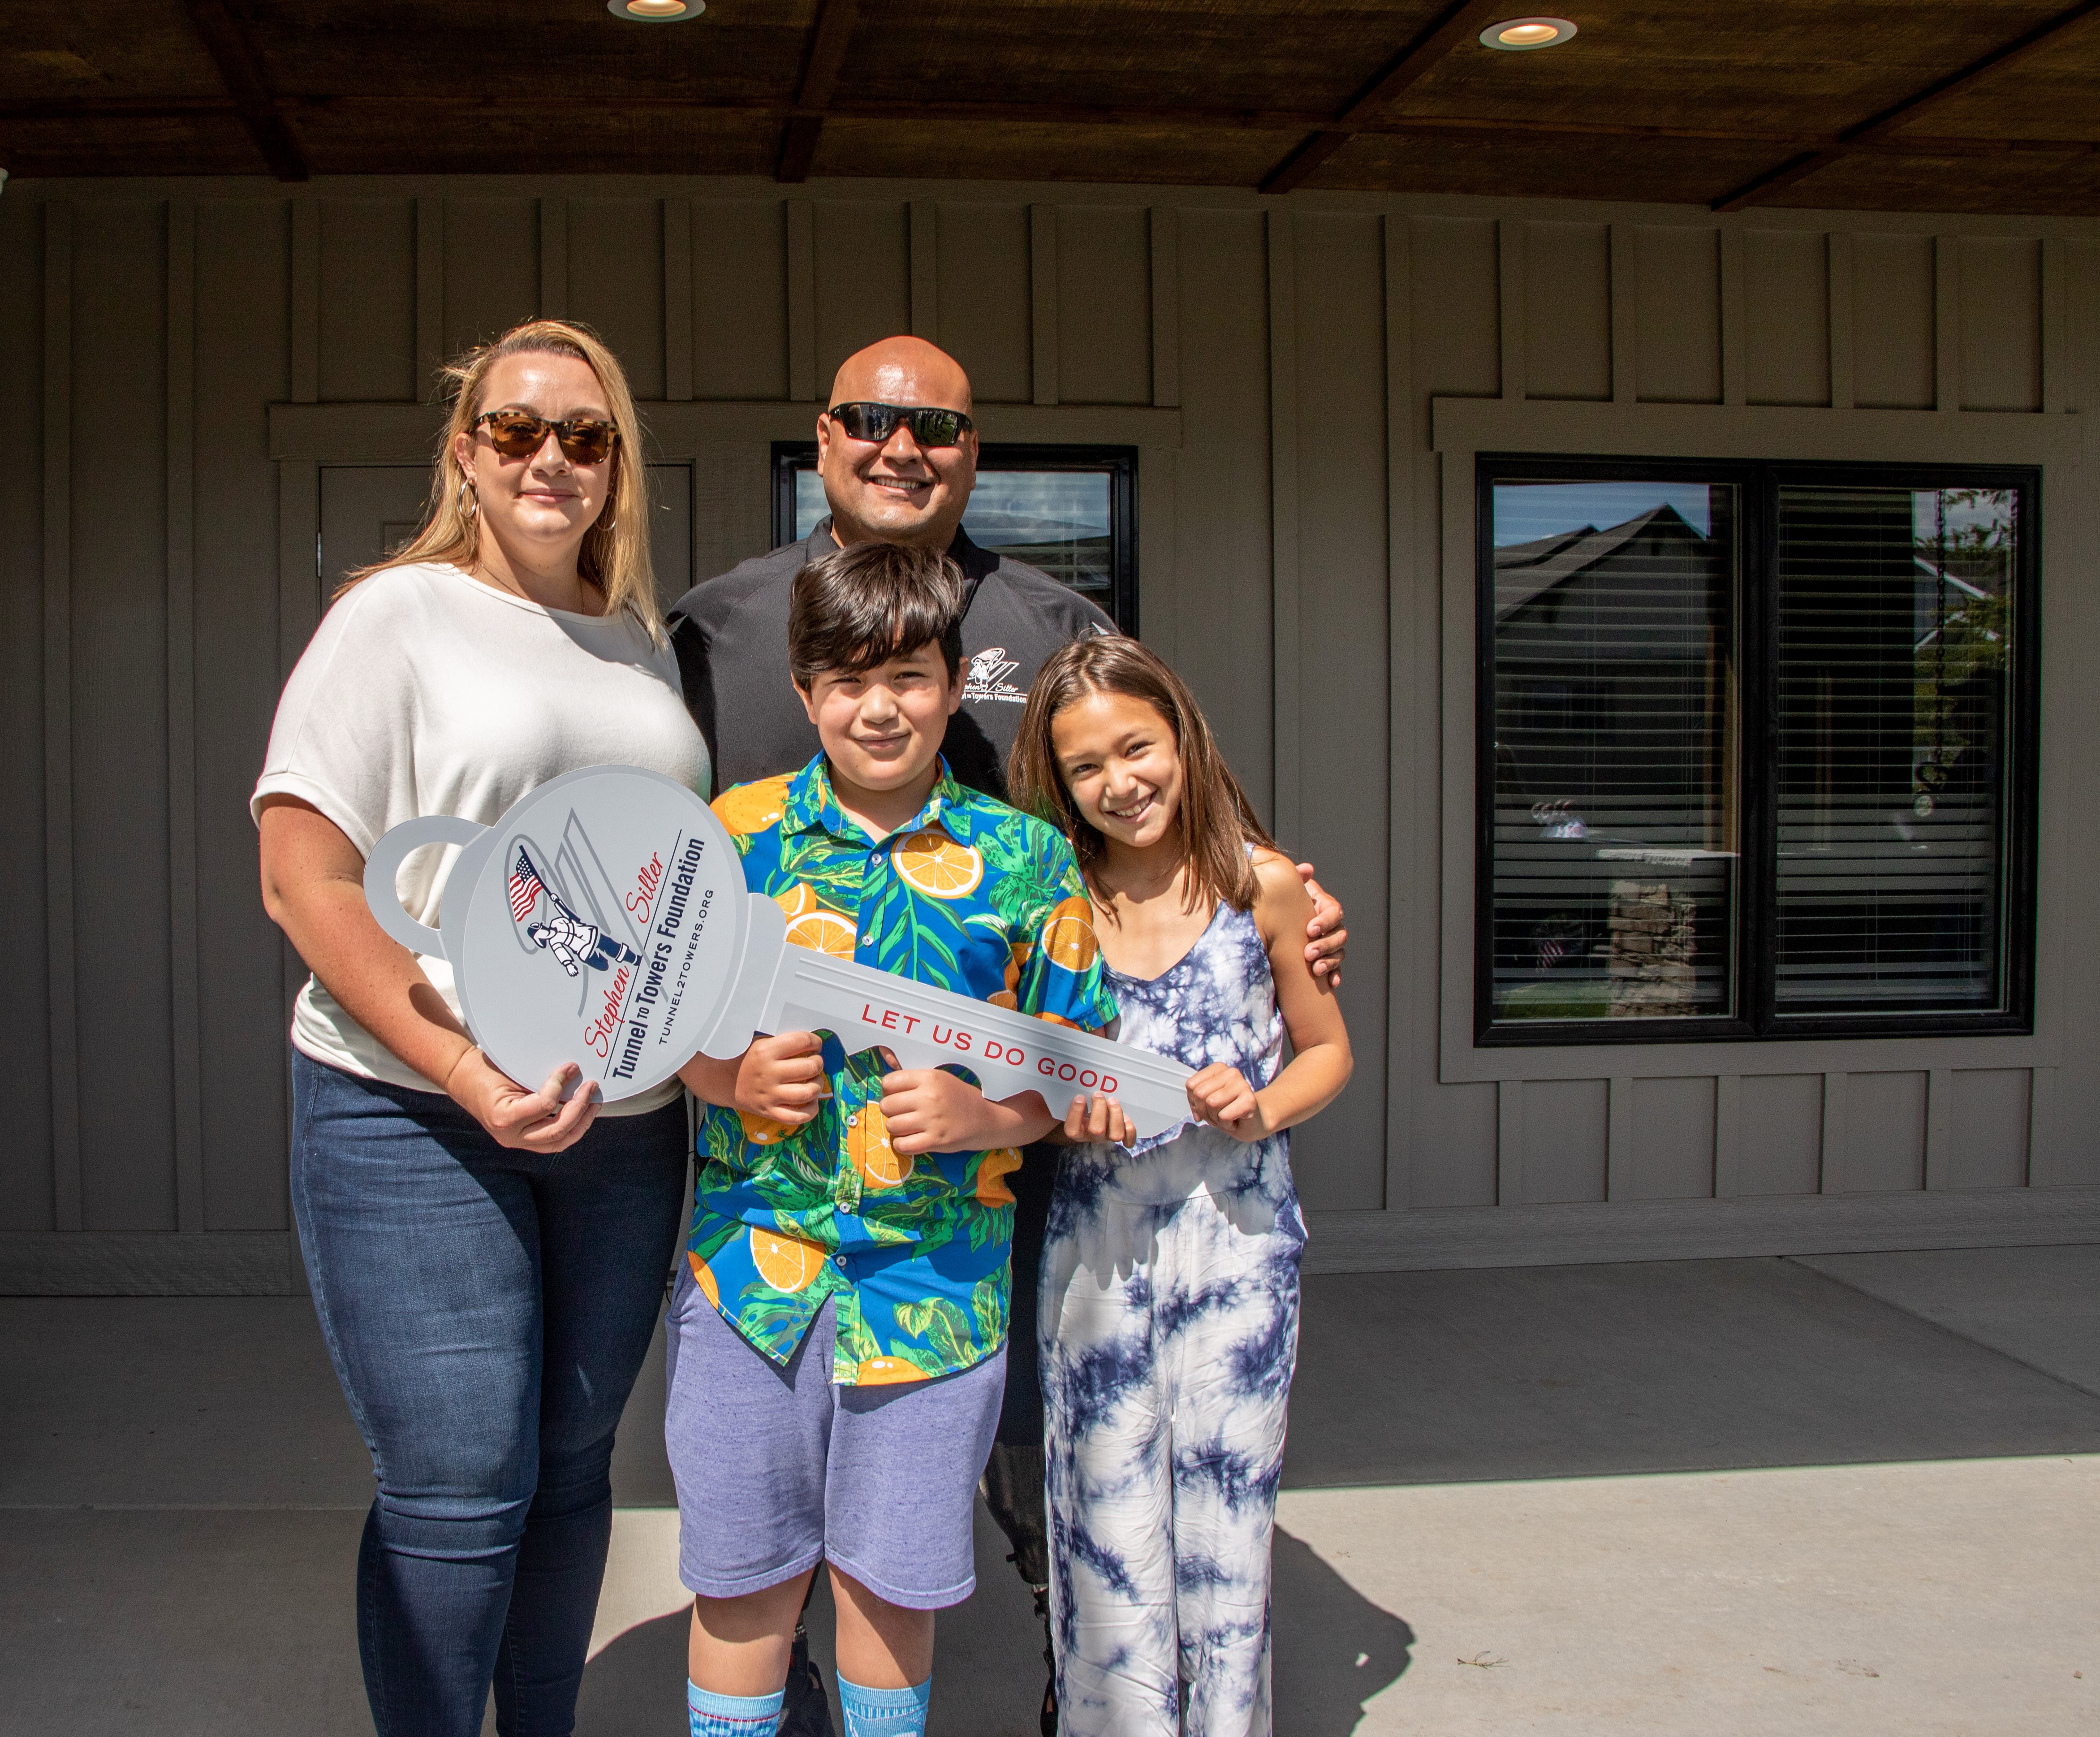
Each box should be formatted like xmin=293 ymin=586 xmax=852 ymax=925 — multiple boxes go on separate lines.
xmin=798 ymin=639 xmax=962 ymax=808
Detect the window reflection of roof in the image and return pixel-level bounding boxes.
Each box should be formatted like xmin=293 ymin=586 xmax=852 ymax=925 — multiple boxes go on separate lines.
xmin=1493 ymin=505 xmax=1703 ymax=620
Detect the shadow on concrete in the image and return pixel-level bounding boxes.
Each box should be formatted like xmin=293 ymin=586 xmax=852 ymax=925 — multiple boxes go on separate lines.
xmin=1272 ymin=1524 xmax=1413 ymax=1732
xmin=572 ymin=1514 xmax=1414 ymax=1736
xmin=1284 ymin=1257 xmax=2100 ymax=1489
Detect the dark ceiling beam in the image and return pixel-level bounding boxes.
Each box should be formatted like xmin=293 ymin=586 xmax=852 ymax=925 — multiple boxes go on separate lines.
xmin=1257 ymin=0 xmax=1510 ymax=194
xmin=776 ymin=0 xmax=861 ymax=183
xmin=4 ymin=89 xmax=2095 ymax=163
xmin=1713 ymin=0 xmax=2100 ymax=210
xmin=178 ymin=0 xmax=307 ymax=181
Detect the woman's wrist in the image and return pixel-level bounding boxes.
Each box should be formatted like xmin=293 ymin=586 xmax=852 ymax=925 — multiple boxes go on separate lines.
xmin=441 ymin=1041 xmax=482 ymax=1098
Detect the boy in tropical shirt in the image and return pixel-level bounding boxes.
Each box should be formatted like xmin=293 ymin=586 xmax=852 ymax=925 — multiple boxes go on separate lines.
xmin=669 ymin=540 xmax=1119 ymax=1737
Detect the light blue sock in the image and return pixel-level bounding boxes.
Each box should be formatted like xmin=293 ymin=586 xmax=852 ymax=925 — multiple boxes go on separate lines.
xmin=837 ymin=1674 xmax=931 ymax=1737
xmin=687 ymin=1679 xmax=785 ymax=1737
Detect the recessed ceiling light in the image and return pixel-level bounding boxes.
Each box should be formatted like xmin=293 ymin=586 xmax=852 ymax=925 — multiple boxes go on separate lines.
xmin=608 ymin=0 xmax=704 ymax=20
xmin=1481 ymin=16 xmax=1577 ymax=49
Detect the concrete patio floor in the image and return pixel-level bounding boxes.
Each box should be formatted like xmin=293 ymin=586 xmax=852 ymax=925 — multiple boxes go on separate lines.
xmin=4 ymin=1246 xmax=2097 ymax=1735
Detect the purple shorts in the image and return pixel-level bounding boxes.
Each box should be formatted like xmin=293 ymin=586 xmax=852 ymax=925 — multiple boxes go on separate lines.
xmin=664 ymin=1262 xmax=1006 ymax=1610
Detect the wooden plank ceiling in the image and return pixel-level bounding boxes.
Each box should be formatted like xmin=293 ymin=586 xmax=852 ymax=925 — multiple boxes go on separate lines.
xmin=3 ymin=0 xmax=2098 ymax=212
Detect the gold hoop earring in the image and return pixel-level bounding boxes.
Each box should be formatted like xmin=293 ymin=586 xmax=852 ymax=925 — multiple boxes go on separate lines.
xmin=457 ymin=478 xmax=479 ymax=519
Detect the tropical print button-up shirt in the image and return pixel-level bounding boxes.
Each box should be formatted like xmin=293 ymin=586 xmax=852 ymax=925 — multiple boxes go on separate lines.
xmin=688 ymin=754 xmax=1117 ymax=1386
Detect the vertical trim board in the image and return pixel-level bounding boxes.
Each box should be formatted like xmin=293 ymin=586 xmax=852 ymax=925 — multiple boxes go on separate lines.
xmin=289 ymin=196 xmax=318 ymax=405
xmin=1609 ymin=222 xmax=1636 ymax=404
xmin=1712 ymin=1075 xmax=1741 ymax=1198
xmin=909 ymin=199 xmax=939 ymax=341
xmin=2041 ymin=237 xmax=2068 ymax=416
xmin=1605 ymin=1075 xmax=1634 ymax=1201
xmin=1923 ymin=1068 xmax=1955 ymax=1191
xmin=1030 ymin=205 xmax=1060 ymax=406
xmin=165 ymin=200 xmax=205 ymax=1236
xmin=663 ymin=198 xmax=694 ymax=402
xmin=1266 ymin=208 xmax=1300 ymax=849
xmin=1934 ymin=234 xmax=1960 ymax=413
xmin=43 ymin=201 xmax=82 ymax=1234
xmin=1828 ymin=232 xmax=1855 ymax=410
xmin=1149 ymin=207 xmax=1181 ymax=410
xmin=1497 ymin=1079 xmax=1524 ymax=1206
xmin=2028 ymin=1065 xmax=2056 ymax=1188
xmin=1382 ymin=212 xmax=1413 ymax=1212
xmin=1720 ymin=225 xmax=1746 ymax=407
xmin=1820 ymin=1072 xmax=1849 ymax=1195
xmin=786 ymin=199 xmax=817 ymax=403
xmin=414 ymin=199 xmax=444 ymax=398
xmin=538 ymin=197 xmax=568 ymax=320
xmin=1498 ymin=219 xmax=1525 ymax=402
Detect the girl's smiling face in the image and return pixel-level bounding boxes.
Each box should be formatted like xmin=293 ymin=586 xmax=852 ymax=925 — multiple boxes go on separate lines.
xmin=1051 ymin=689 xmax=1185 ymax=853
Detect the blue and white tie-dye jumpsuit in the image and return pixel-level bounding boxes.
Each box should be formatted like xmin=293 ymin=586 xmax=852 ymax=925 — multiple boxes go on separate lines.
xmin=1039 ymin=897 xmax=1306 ymax=1737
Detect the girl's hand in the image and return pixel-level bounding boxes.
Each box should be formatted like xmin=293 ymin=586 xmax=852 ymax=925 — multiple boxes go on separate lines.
xmin=1186 ymin=1063 xmax=1270 ymax=1142
xmin=735 ymin=1031 xmax=827 ymax=1125
xmin=880 ymin=1071 xmax=1054 ymax=1155
xmin=446 ymin=1050 xmax=601 ymax=1152
xmin=1061 ymin=1091 xmax=1136 ymax=1146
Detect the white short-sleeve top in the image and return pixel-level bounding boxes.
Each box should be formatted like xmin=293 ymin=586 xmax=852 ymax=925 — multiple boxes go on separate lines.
xmin=252 ymin=561 xmax=711 ymax=1108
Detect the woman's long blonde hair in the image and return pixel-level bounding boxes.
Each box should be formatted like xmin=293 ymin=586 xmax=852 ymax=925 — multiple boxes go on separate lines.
xmin=340 ymin=319 xmax=664 ymax=643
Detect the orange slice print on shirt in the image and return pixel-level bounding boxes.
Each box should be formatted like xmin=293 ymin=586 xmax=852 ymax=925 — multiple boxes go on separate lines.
xmin=739 ymin=1110 xmax=795 ymax=1147
xmin=975 ymin=1148 xmax=1022 ymax=1207
xmin=847 ymin=1102 xmax=913 ymax=1189
xmin=892 ymin=830 xmax=984 ymax=901
xmin=772 ymin=882 xmax=822 ymax=920
xmin=749 ymin=1226 xmax=827 ymax=1293
xmin=712 ymin=774 xmax=794 ymax=835
xmin=1041 ymin=897 xmax=1100 ymax=972
xmin=856 ymin=1357 xmax=929 ymax=1386
xmin=785 ymin=909 xmax=857 ymax=959
xmin=686 ymin=1250 xmax=721 ymax=1310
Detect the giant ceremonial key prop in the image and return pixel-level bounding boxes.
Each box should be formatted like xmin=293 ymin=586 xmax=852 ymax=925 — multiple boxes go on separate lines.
xmin=362 ymin=766 xmax=1191 ymax=1135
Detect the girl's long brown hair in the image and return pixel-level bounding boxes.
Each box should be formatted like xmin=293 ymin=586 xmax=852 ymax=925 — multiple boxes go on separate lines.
xmin=1009 ymin=636 xmax=1277 ymax=913
xmin=337 ymin=319 xmax=664 ymax=644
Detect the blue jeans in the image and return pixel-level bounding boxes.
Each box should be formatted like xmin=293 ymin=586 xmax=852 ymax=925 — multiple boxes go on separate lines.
xmin=290 ymin=1050 xmax=688 ymax=1737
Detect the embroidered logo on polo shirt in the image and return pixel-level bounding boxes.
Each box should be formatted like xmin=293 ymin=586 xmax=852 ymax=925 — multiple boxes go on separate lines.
xmin=963 ymin=647 xmax=1027 ymax=704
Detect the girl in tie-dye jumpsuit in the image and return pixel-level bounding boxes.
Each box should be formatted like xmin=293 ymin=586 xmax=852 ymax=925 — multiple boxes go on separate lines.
xmin=1009 ymin=637 xmax=1353 ymax=1737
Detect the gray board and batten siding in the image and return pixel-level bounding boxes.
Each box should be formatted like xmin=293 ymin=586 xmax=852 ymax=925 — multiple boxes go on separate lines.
xmin=2 ymin=177 xmax=2097 ymax=1295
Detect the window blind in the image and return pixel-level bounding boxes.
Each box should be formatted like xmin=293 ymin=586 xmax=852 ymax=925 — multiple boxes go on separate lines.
xmin=1772 ymin=486 xmax=2016 ymax=1015
xmin=1488 ymin=483 xmax=1738 ymax=1022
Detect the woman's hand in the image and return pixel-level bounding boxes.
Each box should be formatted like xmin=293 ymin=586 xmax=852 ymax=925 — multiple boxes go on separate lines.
xmin=1059 ymin=1091 xmax=1136 ymax=1146
xmin=446 ymin=1050 xmax=601 ymax=1152
xmin=1297 ymin=864 xmax=1348 ymax=988
xmin=1187 ymin=1063 xmax=1272 ymax=1143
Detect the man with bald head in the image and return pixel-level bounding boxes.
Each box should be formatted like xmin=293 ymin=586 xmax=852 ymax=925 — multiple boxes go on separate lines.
xmin=671 ymin=336 xmax=1104 ymax=799
xmin=666 ymin=336 xmax=1343 ymax=1737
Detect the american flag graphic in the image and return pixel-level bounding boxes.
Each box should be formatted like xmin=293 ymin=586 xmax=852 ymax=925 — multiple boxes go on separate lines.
xmin=509 ymin=846 xmax=548 ymax=923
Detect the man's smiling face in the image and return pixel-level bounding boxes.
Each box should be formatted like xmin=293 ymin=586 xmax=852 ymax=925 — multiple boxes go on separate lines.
xmin=816 ymin=336 xmax=978 ymax=551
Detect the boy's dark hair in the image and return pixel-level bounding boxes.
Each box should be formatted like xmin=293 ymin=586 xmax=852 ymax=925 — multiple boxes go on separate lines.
xmin=787 ymin=541 xmax=967 ymax=687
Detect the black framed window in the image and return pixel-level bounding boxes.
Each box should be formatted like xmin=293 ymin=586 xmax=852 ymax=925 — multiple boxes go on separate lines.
xmin=1478 ymin=456 xmax=2036 ymax=1044
xmin=772 ymin=443 xmax=1139 ymax=634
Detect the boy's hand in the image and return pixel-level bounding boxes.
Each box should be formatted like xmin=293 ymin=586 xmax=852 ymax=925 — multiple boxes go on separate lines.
xmin=1061 ymin=1091 xmax=1136 ymax=1147
xmin=1187 ymin=1063 xmax=1271 ymax=1143
xmin=736 ymin=1031 xmax=827 ymax=1125
xmin=880 ymin=1069 xmax=1055 ymax=1155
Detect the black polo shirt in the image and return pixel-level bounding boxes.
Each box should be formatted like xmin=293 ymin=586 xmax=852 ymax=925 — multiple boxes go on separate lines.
xmin=666 ymin=519 xmax=1115 ymax=800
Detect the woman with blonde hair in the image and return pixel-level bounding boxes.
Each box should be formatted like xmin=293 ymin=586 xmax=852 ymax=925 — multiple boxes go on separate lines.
xmin=254 ymin=320 xmax=707 ymax=1736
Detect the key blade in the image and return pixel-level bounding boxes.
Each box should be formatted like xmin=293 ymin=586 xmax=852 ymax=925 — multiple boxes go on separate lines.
xmin=768 ymin=947 xmax=1193 ymax=1140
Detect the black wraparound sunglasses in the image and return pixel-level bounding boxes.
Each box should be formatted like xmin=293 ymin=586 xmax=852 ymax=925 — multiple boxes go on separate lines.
xmin=474 ymin=409 xmax=620 ymax=465
xmin=824 ymin=401 xmax=975 ymax=449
